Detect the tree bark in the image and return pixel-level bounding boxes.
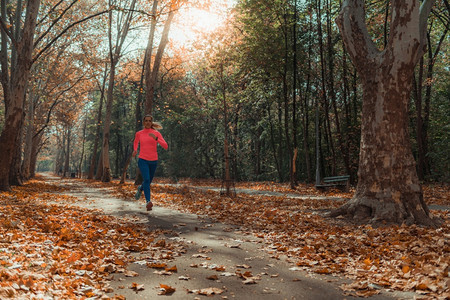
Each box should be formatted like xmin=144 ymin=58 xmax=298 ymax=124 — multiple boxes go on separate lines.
xmin=21 ymin=90 xmax=37 ymax=180
xmin=331 ymin=0 xmax=438 ymax=226
xmin=0 ymin=0 xmax=40 ymax=191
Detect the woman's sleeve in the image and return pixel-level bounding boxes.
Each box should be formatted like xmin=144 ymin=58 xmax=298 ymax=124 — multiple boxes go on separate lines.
xmin=133 ymin=132 xmax=140 ymax=151
xmin=158 ymin=132 xmax=168 ymax=150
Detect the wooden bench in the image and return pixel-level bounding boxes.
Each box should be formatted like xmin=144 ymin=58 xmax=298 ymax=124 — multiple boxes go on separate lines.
xmin=316 ymin=175 xmax=350 ymax=192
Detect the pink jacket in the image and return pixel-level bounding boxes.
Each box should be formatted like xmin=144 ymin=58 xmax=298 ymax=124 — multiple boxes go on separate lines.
xmin=133 ymin=128 xmax=168 ymax=161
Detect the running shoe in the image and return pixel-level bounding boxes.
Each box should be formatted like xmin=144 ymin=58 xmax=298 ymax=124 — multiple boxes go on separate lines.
xmin=146 ymin=201 xmax=153 ymax=211
xmin=135 ymin=185 xmax=142 ymax=200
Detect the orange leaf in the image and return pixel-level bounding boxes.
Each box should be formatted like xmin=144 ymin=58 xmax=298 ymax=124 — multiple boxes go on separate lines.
xmin=159 ymin=284 xmax=175 ymax=295
xmin=213 ymin=265 xmax=226 ymax=271
xmin=115 ymin=259 xmax=126 ymax=266
xmin=363 ymin=258 xmax=371 ymax=266
xmin=147 ymin=262 xmax=167 ymax=269
xmin=165 ymin=265 xmax=177 ymax=272
xmin=315 ymin=268 xmax=331 ymax=274
xmin=66 ymin=252 xmax=82 ymax=263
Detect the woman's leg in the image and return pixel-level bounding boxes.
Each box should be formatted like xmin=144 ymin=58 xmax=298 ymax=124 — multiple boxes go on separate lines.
xmin=148 ymin=161 xmax=158 ymax=185
xmin=138 ymin=158 xmax=151 ymax=202
xmin=138 ymin=159 xmax=158 ymax=203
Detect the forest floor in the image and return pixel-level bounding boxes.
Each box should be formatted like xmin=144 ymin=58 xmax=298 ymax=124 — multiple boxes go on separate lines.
xmin=0 ymin=174 xmax=448 ymax=299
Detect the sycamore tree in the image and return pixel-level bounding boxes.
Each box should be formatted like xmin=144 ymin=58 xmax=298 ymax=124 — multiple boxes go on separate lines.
xmin=330 ymin=0 xmax=439 ymax=226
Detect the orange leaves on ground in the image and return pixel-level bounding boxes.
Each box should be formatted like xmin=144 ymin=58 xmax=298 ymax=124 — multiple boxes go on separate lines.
xmin=0 ymin=179 xmax=185 ymax=299
xmin=110 ymin=180 xmax=450 ymax=299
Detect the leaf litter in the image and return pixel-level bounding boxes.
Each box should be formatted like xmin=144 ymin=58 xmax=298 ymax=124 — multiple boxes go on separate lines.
xmin=1 ymin=176 xmax=449 ymax=299
xmin=0 ymin=179 xmax=186 ymax=299
xmin=122 ymin=180 xmax=449 ymax=299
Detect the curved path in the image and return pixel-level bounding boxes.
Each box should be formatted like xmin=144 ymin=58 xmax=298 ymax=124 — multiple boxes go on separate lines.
xmin=43 ymin=175 xmax=418 ymax=299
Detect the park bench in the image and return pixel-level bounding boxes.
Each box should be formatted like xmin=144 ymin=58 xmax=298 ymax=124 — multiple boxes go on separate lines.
xmin=316 ymin=175 xmax=350 ymax=192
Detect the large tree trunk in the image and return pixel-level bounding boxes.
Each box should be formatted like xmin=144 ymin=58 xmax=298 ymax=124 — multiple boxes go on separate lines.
xmin=0 ymin=0 xmax=41 ymax=191
xmin=330 ymin=0 xmax=438 ymax=226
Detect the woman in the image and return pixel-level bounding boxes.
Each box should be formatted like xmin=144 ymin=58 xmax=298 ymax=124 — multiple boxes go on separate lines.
xmin=132 ymin=115 xmax=168 ymax=211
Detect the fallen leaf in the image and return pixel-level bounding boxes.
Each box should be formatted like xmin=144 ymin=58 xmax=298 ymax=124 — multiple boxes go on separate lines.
xmin=130 ymin=282 xmax=144 ymax=291
xmin=158 ymin=284 xmax=175 ymax=295
xmin=189 ymin=287 xmax=224 ymax=296
xmin=165 ymin=265 xmax=177 ymax=272
xmin=124 ymin=270 xmax=139 ymax=277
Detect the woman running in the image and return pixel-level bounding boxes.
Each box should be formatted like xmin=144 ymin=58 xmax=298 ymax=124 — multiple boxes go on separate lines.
xmin=132 ymin=115 xmax=168 ymax=211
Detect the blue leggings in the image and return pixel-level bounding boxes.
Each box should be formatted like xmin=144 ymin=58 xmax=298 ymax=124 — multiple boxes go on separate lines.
xmin=138 ymin=158 xmax=158 ymax=202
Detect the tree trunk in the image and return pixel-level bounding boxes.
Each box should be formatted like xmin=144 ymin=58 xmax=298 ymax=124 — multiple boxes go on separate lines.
xmin=101 ymin=65 xmax=114 ymax=182
xmin=21 ymin=91 xmax=36 ymax=180
xmin=101 ymin=0 xmax=136 ymax=182
xmin=64 ymin=127 xmax=71 ymax=177
xmin=78 ymin=116 xmax=87 ymax=178
xmin=331 ymin=0 xmax=438 ymax=226
xmin=326 ymin=0 xmax=351 ymax=177
xmin=0 ymin=0 xmax=41 ymax=191
xmin=29 ymin=131 xmax=44 ymax=178
xmin=9 ymin=116 xmax=25 ymax=186
xmin=267 ymin=102 xmax=282 ymax=182
xmin=143 ymin=0 xmax=158 ymax=115
xmin=88 ymin=73 xmax=106 ymax=179
xmin=316 ymin=0 xmax=336 ymax=175
xmin=144 ymin=9 xmax=175 ymax=115
xmin=292 ymin=0 xmax=298 ymax=186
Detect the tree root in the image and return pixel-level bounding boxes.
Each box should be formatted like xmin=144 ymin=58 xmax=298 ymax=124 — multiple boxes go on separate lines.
xmin=328 ymin=197 xmax=441 ymax=228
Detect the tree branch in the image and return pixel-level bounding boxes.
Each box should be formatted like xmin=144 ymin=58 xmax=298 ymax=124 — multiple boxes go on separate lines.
xmin=335 ymin=0 xmax=379 ymax=73
xmin=419 ymin=0 xmax=437 ymax=45
xmin=34 ymin=0 xmax=80 ymax=49
xmin=31 ymin=10 xmax=109 ymax=64
xmin=0 ymin=17 xmax=17 ymax=49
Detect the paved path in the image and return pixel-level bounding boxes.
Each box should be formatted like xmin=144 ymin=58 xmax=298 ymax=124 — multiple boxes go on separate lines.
xmin=159 ymin=183 xmax=344 ymax=201
xmin=44 ymin=175 xmax=418 ymax=299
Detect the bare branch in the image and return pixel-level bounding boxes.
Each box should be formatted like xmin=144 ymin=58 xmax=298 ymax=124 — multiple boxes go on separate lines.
xmin=32 ymin=10 xmax=109 ymax=64
xmin=0 ymin=17 xmax=17 ymax=49
xmin=34 ymin=0 xmax=80 ymax=49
